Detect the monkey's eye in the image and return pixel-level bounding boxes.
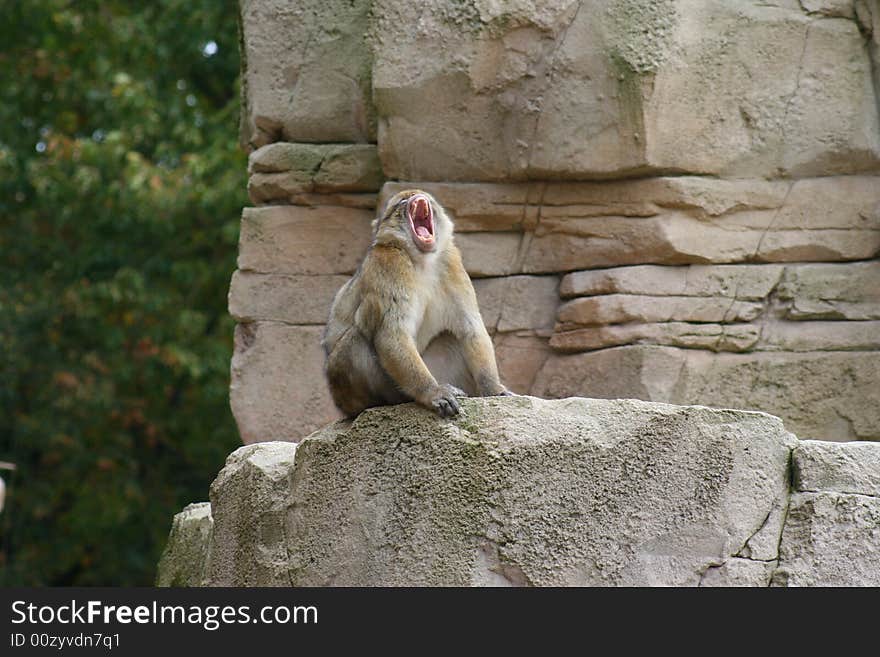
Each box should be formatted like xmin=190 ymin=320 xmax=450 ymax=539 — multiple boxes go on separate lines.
xmin=388 ymin=199 xmax=407 ymax=216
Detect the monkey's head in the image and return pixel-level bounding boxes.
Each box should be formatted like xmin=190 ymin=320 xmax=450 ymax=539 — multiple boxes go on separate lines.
xmin=373 ymin=189 xmax=453 ymax=255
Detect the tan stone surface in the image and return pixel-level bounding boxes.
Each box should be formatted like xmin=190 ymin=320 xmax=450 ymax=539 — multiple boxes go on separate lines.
xmin=533 ymin=344 xmax=688 ymax=403
xmin=759 ymin=320 xmax=880 ymax=351
xmin=204 ymin=442 xmax=299 ymax=585
xmin=493 ymin=334 xmax=553 ymax=395
xmin=471 ymin=277 xmax=504 ymax=330
xmin=162 ymin=407 xmax=880 ymax=587
xmin=248 ymin=143 xmax=383 ymax=189
xmin=228 ymin=270 xmax=347 ymax=325
xmin=206 ymin=397 xmax=795 ymax=585
xmin=645 ymin=4 xmax=880 ymax=177
xmin=774 ymin=491 xmax=880 ymax=586
xmin=371 ymin=2 xmax=879 ymax=180
xmin=542 ymin=176 xmax=788 ymax=218
xmin=275 ymin=191 xmax=379 ymax=209
xmin=230 ymin=322 xmax=340 ymax=444
xmin=774 ymin=429 xmax=880 ymax=587
xmin=248 ymin=143 xmax=382 ymax=203
xmin=239 ymin=0 xmax=375 ymax=146
xmin=524 ymin=214 xmax=879 ymax=272
xmin=247 ymin=142 xmax=325 ymax=174
xmin=801 ymin=0 xmax=855 ymax=18
xmin=532 ymin=346 xmax=880 ymax=441
xmin=550 ymin=320 xmax=880 ymax=353
xmin=777 ymin=261 xmax=880 ymax=320
xmin=455 ymin=232 xmax=524 ymax=277
xmin=473 ymin=275 xmax=559 ymax=333
xmin=857 ymin=1 xmax=880 ymax=104
xmin=560 ymin=260 xmax=880 ymax=322
xmin=374 ymin=1 xmax=763 ymax=181
xmin=155 ymin=503 xmax=213 ymax=587
xmin=249 ymin=172 xmax=380 ymax=206
xmin=373 ymin=1 xmax=596 ymax=181
xmin=314 ymin=145 xmax=383 ymax=192
xmin=699 ymin=559 xmax=779 ymax=587
xmin=670 ymin=350 xmax=880 ymax=443
xmin=794 ymin=440 xmax=880 ymax=498
xmin=556 ymin=294 xmax=763 ymax=326
xmin=560 ymin=264 xmax=785 ymax=299
xmin=550 ymin=322 xmax=760 ymax=353
xmin=247 ymin=172 xmax=308 ymax=204
xmin=238 ymin=205 xmax=373 ymax=275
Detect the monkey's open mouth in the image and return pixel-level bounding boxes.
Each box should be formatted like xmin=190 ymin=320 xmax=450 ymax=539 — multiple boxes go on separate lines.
xmin=407 ymin=194 xmax=435 ymax=251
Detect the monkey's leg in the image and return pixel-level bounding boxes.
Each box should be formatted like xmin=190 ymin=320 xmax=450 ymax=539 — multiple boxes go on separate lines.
xmin=375 ymin=325 xmax=462 ymax=417
xmin=422 ymin=332 xmax=476 ymax=396
xmin=326 ymin=329 xmax=404 ymax=416
xmin=457 ymin=326 xmax=510 ymax=397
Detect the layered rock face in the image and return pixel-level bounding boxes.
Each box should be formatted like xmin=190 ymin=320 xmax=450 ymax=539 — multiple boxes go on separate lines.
xmin=157 ymin=397 xmax=880 ymax=586
xmin=232 ymin=0 xmax=880 ymax=443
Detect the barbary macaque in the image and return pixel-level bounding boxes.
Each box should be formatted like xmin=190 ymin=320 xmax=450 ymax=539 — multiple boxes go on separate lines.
xmin=322 ymin=189 xmax=510 ymax=418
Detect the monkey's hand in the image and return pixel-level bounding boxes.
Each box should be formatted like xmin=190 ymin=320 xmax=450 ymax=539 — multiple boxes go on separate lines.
xmin=447 ymin=385 xmax=467 ymax=397
xmin=430 ymin=384 xmax=465 ymax=418
xmin=477 ymin=379 xmax=513 ymax=397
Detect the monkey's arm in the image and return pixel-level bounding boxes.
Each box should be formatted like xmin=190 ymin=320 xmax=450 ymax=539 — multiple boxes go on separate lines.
xmin=444 ymin=251 xmax=510 ymax=397
xmin=374 ymin=324 xmax=461 ymax=417
xmin=457 ymin=320 xmax=509 ymax=397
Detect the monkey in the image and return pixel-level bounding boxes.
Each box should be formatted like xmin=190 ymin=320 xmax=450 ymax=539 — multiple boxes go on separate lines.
xmin=322 ymin=189 xmax=511 ymax=418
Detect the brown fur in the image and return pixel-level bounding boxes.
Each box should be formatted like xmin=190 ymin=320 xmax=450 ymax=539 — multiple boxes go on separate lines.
xmin=322 ymin=189 xmax=509 ymax=418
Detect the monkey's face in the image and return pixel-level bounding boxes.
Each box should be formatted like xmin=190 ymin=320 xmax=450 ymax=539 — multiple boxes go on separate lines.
xmin=375 ymin=190 xmax=452 ymax=254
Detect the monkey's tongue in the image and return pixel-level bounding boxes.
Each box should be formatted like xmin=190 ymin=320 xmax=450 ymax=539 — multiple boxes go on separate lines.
xmin=415 ymin=225 xmax=431 ymax=238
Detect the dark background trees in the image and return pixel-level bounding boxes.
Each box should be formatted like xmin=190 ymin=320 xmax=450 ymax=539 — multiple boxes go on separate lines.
xmin=0 ymin=0 xmax=245 ymax=585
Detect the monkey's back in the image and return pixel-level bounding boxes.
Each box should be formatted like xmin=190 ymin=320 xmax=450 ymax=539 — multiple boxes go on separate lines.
xmin=321 ymin=275 xmax=360 ymax=357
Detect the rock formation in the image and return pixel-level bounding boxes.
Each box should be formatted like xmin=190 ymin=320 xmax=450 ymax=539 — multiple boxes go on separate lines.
xmin=201 ymin=0 xmax=880 ymax=587
xmin=231 ymin=0 xmax=880 ymax=444
xmin=158 ymin=397 xmax=880 ymax=586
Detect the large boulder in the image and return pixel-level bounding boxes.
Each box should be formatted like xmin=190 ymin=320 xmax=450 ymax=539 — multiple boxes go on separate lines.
xmin=159 ymin=398 xmax=880 ymax=586
xmin=202 ymin=396 xmax=797 ymax=586
xmin=205 ymin=442 xmax=299 ymax=586
xmin=155 ymin=503 xmax=213 ymax=587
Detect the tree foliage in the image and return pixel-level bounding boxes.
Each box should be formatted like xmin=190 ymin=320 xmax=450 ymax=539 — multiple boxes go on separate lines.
xmin=0 ymin=0 xmax=246 ymax=585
